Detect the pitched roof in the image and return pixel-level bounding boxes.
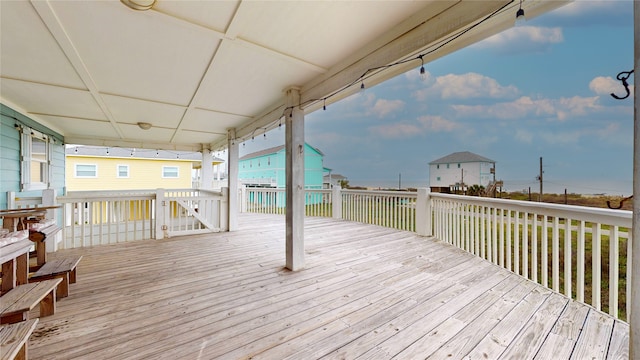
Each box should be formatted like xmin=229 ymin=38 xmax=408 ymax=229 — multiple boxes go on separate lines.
xmin=240 ymin=143 xmax=324 ymax=161
xmin=429 ymin=151 xmax=495 ymax=165
xmin=239 ymin=145 xmax=285 ymax=160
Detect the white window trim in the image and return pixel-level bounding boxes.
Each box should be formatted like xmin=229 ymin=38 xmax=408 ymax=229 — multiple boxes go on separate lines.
xmin=117 ymin=164 xmax=130 ymax=178
xmin=75 ymin=164 xmax=98 ymax=178
xmin=162 ymin=166 xmax=179 ymax=178
xmin=20 ymin=126 xmax=52 ymax=191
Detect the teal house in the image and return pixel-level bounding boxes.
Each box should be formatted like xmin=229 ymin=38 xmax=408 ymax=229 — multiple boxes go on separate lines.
xmin=239 ymin=143 xmax=325 ymax=189
xmin=1 ymin=104 xmax=66 ymax=210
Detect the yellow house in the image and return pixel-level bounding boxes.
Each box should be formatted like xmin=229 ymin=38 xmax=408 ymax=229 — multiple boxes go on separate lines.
xmin=65 ymin=146 xmax=224 ymax=191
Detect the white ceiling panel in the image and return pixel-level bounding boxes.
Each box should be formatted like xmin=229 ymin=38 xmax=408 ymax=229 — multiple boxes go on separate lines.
xmin=0 ymin=1 xmax=85 ymax=89
xmin=195 ymin=41 xmax=313 ymax=116
xmin=35 ymin=115 xmax=119 ymax=140
xmin=0 ymin=78 xmax=106 ymax=121
xmin=102 ymin=94 xmax=186 ymax=129
xmin=182 ymin=108 xmax=249 ymax=135
xmin=48 ymin=0 xmax=220 ymax=106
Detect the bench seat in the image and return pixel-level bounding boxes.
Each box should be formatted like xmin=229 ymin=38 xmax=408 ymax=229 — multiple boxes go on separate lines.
xmin=0 ymin=318 xmax=39 ymax=360
xmin=28 ymin=225 xmax=61 ymax=271
xmin=0 ymin=278 xmax=62 ymax=325
xmin=29 ymin=256 xmax=82 ymax=298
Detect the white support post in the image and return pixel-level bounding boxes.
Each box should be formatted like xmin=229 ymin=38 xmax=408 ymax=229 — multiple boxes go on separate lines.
xmin=631 ymin=1 xmax=639 ymax=356
xmin=416 ymin=188 xmax=431 ymax=237
xmin=285 ymin=86 xmax=305 ymax=271
xmin=332 ymin=185 xmax=342 ymax=219
xmin=227 ymin=129 xmax=239 ymax=231
xmin=200 ymin=145 xmax=214 ymax=190
xmin=155 ymin=189 xmax=165 ymax=240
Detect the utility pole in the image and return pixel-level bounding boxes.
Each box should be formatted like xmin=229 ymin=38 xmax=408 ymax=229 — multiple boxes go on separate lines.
xmin=398 ymin=173 xmax=401 ymax=190
xmin=461 ymin=168 xmax=465 ymax=195
xmin=537 ymin=157 xmax=543 ymax=202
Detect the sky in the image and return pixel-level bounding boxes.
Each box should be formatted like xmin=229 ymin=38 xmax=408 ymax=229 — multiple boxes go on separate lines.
xmin=240 ymin=0 xmax=635 ymax=196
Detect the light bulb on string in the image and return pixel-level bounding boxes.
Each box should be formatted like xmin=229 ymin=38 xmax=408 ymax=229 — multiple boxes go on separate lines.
xmin=419 ymin=55 xmax=427 ymax=81
xmin=323 ymin=99 xmax=326 ymax=111
xmin=360 ymin=81 xmax=365 ymax=93
xmin=515 ymin=0 xmax=525 ymax=25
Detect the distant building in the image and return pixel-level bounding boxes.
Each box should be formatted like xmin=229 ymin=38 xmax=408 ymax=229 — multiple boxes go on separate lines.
xmin=429 ymin=151 xmax=495 ymax=193
xmin=238 ymin=143 xmax=324 ymax=189
xmin=65 ymin=146 xmax=224 ymax=191
xmin=323 ymin=172 xmax=347 ymax=189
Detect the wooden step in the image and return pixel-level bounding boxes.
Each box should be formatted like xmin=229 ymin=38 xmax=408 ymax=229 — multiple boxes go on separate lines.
xmin=0 ymin=278 xmax=62 ymax=325
xmin=0 ymin=319 xmax=39 ymax=360
xmin=29 ymin=256 xmax=82 ymax=298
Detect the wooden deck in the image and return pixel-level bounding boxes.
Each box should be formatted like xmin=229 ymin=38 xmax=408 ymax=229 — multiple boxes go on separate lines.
xmin=28 ymin=214 xmax=628 ymax=359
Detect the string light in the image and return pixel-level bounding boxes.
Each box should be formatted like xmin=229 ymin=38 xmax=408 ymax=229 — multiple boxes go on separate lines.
xmin=106 ymin=147 xmax=110 ymax=155
xmin=226 ymin=1 xmax=512 ymax=149
xmin=74 ymin=147 xmax=78 ymax=153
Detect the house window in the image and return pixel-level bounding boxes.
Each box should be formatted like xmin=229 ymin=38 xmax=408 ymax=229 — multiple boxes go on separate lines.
xmin=75 ymin=164 xmax=97 ymax=178
xmin=162 ymin=166 xmax=179 ymax=178
xmin=436 ymin=164 xmax=439 ymax=169
xmin=437 ymin=177 xmax=441 ymax=181
xmin=20 ymin=127 xmax=51 ymax=190
xmin=117 ymin=165 xmax=129 ymax=178
xmin=446 ymin=164 xmax=450 ymax=169
xmin=457 ymin=163 xmax=461 ymax=168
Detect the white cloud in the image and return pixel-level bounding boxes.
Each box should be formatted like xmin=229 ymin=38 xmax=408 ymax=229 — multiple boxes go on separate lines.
xmin=475 ymin=26 xmax=563 ymax=54
xmin=413 ymin=72 xmax=517 ymax=101
xmin=452 ymin=95 xmax=600 ymax=121
xmin=368 ymin=123 xmax=423 ymax=139
xmin=589 ymin=76 xmax=619 ymax=95
xmin=515 ymin=129 xmax=533 ymax=144
xmin=590 ymin=76 xmax=635 ymax=98
xmin=369 ymin=99 xmax=405 ymax=118
xmin=417 ymin=115 xmax=459 ymax=132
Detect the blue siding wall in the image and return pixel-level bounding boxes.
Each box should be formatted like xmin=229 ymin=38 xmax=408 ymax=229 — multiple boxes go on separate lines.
xmin=238 ymin=144 xmax=323 ymax=189
xmin=0 ymin=104 xmax=65 ymax=209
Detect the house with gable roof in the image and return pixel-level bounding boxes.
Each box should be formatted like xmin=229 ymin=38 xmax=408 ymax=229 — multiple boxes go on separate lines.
xmin=429 ymin=151 xmax=496 ymax=193
xmin=238 ymin=143 xmax=324 ymax=189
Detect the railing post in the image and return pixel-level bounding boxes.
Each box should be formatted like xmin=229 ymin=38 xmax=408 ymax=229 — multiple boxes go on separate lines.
xmin=332 ymin=185 xmax=342 ymax=219
xmin=42 ymin=189 xmax=60 ymax=252
xmin=155 ymin=189 xmax=165 ymax=240
xmin=220 ymin=187 xmax=229 ymax=232
xmin=240 ymin=185 xmax=247 ymax=213
xmin=416 ymin=188 xmax=431 ymax=236
xmin=7 ymin=191 xmax=17 ymax=208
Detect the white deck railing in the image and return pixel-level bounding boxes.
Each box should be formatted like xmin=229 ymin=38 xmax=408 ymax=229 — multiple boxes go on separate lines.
xmin=427 ymin=192 xmax=632 ymax=322
xmin=239 ymin=187 xmax=633 ymax=322
xmin=6 ymin=187 xmax=633 ymax=322
xmin=55 ymin=188 xmax=227 ymax=248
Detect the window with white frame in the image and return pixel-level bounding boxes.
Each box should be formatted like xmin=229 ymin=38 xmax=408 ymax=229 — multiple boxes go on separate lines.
xmin=117 ymin=165 xmax=129 ymax=178
xmin=162 ymin=166 xmax=179 ymax=178
xmin=20 ymin=126 xmax=51 ymax=191
xmin=75 ymin=164 xmax=98 ymax=178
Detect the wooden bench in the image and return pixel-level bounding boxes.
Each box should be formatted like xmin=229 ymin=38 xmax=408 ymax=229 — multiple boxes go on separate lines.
xmin=28 ymin=225 xmax=61 ymax=271
xmin=0 ymin=278 xmax=62 ymax=325
xmin=0 ymin=318 xmax=39 ymax=360
xmin=29 ymin=256 xmax=82 ymax=298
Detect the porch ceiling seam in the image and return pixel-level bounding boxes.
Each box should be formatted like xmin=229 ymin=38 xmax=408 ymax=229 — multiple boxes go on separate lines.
xmin=30 ymin=0 xmax=126 ymax=140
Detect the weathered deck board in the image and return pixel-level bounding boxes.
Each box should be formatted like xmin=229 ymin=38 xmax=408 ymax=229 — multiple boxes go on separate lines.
xmin=28 ymin=214 xmax=628 ymax=359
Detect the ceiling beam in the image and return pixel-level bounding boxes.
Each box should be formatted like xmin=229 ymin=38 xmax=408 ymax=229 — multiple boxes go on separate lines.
xmin=30 ymin=0 xmax=126 ymax=139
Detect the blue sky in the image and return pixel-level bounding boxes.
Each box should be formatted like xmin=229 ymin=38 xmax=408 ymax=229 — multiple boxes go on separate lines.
xmin=241 ymin=0 xmax=635 ymax=195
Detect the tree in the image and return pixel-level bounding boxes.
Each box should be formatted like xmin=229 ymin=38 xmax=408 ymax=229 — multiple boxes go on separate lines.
xmin=467 ymin=184 xmax=485 ymax=196
xmin=338 ymin=179 xmax=350 ymax=189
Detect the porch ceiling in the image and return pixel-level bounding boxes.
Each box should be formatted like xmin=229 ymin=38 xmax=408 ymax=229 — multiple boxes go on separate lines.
xmin=1 ymin=0 xmax=566 ymax=152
